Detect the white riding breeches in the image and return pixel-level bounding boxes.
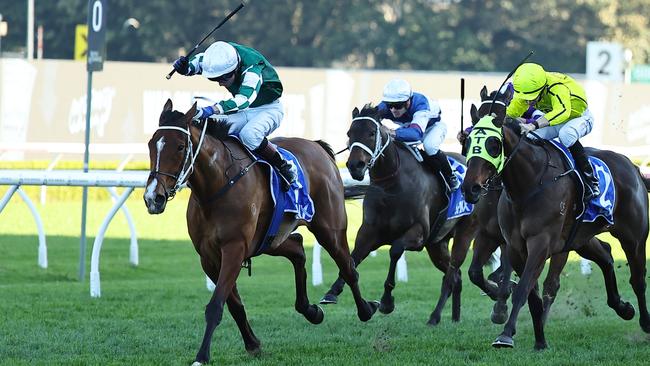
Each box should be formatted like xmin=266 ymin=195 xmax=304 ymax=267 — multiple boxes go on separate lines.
xmin=223 ymin=99 xmax=284 ymax=150
xmin=533 ymin=108 xmax=594 ymax=147
xmin=423 ymin=121 xmax=448 ymax=155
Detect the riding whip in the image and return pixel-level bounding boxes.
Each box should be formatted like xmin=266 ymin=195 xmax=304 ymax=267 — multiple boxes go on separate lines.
xmin=487 ymin=51 xmax=534 ymax=115
xmin=166 ymin=3 xmax=245 ymax=80
xmin=460 ymin=78 xmax=465 ymax=131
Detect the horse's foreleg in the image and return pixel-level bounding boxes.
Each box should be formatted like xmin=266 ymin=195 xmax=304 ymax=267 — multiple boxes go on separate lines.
xmin=491 ymin=243 xmax=513 ymax=324
xmin=540 ymin=252 xmax=568 ymax=325
xmin=194 ymin=244 xmax=245 ymax=365
xmin=467 ymin=233 xmax=501 ymax=300
xmin=267 ymin=233 xmax=324 ymax=325
xmin=313 ymin=225 xmax=378 ymax=321
xmin=226 ymin=285 xmax=261 ymax=356
xmin=493 ymin=236 xmax=548 ymax=349
xmin=575 ymin=237 xmax=635 ymax=321
xmin=527 ymin=284 xmax=547 ymax=350
xmin=320 ymin=225 xmax=380 ymax=305
xmin=378 ymin=244 xmax=405 ymax=315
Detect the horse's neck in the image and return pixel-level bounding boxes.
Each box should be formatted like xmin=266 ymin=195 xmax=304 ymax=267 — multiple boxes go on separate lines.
xmin=187 ymin=135 xmax=232 ymax=200
xmin=369 ymin=139 xmax=399 ymax=182
xmin=500 ymin=128 xmax=549 ymax=200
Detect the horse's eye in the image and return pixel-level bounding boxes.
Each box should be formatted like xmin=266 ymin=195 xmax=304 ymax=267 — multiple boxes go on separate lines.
xmin=177 ymin=144 xmax=185 ymax=152
xmin=485 ymin=137 xmax=502 ymax=158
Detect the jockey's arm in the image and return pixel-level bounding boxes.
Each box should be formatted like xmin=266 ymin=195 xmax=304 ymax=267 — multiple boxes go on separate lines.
xmin=506 ymin=97 xmax=529 ymax=118
xmin=187 ymin=54 xmax=204 ymax=75
xmin=544 ymin=84 xmax=572 ymax=126
xmin=217 ymin=65 xmax=264 ymax=115
xmin=394 ymin=109 xmax=432 ymax=142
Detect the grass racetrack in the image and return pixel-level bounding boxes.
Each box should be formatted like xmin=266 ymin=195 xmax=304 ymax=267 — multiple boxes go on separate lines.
xmin=1 ymin=190 xmax=650 ymax=365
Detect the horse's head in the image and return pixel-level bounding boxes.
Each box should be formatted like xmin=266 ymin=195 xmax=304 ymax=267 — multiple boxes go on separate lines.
xmin=346 ymin=103 xmax=390 ymax=180
xmin=144 ymin=98 xmax=197 ymax=214
xmin=462 ymin=113 xmax=508 ymax=204
xmin=461 ymin=85 xmax=513 ymax=203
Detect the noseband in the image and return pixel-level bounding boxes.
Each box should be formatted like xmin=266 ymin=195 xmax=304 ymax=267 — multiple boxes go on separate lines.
xmin=150 ymin=121 xmax=208 ymax=200
xmin=349 ymin=116 xmax=391 ymax=168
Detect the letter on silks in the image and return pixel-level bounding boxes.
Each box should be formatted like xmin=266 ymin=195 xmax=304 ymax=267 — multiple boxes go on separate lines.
xmin=472 ymin=146 xmax=483 ymax=154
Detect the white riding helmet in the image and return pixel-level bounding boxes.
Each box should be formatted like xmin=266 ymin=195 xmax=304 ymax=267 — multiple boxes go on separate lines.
xmin=202 ymin=41 xmax=239 ymax=79
xmin=382 ymin=79 xmax=412 ymax=102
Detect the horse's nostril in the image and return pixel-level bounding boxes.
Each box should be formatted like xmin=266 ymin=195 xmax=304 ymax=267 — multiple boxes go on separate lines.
xmin=154 ymin=194 xmax=166 ymax=205
xmin=471 ymin=185 xmax=481 ymax=195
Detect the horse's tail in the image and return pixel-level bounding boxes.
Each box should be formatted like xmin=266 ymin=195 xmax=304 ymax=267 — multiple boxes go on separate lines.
xmin=315 ymin=140 xmax=336 ymax=161
xmin=344 ymin=184 xmax=369 ymax=199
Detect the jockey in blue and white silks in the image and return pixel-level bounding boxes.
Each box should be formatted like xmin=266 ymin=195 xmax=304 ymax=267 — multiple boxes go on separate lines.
xmin=377 ymin=79 xmax=460 ymax=191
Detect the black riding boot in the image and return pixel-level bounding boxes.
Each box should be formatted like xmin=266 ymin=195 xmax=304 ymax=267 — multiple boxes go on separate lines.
xmin=425 ymin=150 xmax=460 ymax=192
xmin=569 ymin=141 xmax=600 ymax=201
xmin=255 ymin=138 xmax=297 ymax=191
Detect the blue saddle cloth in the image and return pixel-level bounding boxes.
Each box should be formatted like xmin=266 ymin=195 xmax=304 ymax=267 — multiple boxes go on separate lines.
xmin=446 ymin=157 xmax=474 ymax=220
xmin=255 ymin=147 xmax=315 ymax=256
xmin=549 ymin=140 xmax=615 ymax=224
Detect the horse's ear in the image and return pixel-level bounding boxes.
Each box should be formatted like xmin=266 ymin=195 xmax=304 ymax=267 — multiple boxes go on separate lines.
xmin=185 ymin=102 xmax=197 ymax=124
xmin=352 ymin=107 xmax=359 ymax=118
xmin=480 ymin=86 xmax=488 ymax=101
xmin=164 ymin=98 xmax=173 ymax=112
xmin=470 ymin=104 xmax=479 ymax=125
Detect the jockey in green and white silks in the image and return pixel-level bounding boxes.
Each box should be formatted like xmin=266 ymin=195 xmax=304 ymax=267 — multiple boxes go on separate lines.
xmin=506 ymin=63 xmax=599 ymax=200
xmin=378 ymin=79 xmax=460 ymax=191
xmin=172 ymin=41 xmax=297 ymax=190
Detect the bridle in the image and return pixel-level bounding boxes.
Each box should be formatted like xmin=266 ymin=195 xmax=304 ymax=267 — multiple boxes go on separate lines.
xmin=349 ymin=116 xmax=391 ymax=169
xmin=150 ymin=120 xmax=209 ymax=200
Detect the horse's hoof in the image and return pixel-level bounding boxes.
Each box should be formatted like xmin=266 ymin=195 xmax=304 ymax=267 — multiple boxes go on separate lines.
xmin=359 ymin=300 xmax=379 ymax=322
xmin=427 ymin=313 xmax=441 ymax=326
xmin=305 ymin=304 xmax=325 ymax=325
xmin=615 ymin=302 xmax=635 ymax=321
xmin=191 ymin=362 xmax=204 ymax=366
xmin=640 ymin=317 xmax=650 ymax=333
xmin=378 ymin=297 xmax=395 ymax=315
xmin=492 ymin=335 xmax=514 ymax=348
xmin=320 ymin=293 xmax=338 ymax=305
xmin=534 ymin=341 xmax=548 ymax=350
xmin=246 ymin=345 xmax=262 ymax=357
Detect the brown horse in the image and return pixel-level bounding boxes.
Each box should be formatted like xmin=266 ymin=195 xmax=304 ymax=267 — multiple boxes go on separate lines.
xmin=143 ymin=100 xmax=378 ymax=365
xmin=463 ymin=106 xmax=650 ymax=349
xmin=320 ymin=104 xmax=479 ymax=325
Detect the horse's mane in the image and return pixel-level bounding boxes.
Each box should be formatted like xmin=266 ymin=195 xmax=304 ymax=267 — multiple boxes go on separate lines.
xmin=203 ymin=118 xmax=232 ymax=140
xmin=315 ymin=140 xmax=335 ymax=160
xmin=159 ymin=110 xmax=186 ymax=127
xmin=358 ymin=103 xmax=378 ymax=117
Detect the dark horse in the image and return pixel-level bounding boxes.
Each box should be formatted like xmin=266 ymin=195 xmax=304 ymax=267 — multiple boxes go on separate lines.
xmin=462 ymin=96 xmax=650 ymax=349
xmin=465 ymin=86 xmax=583 ymax=324
xmin=320 ymin=104 xmax=478 ymax=325
xmin=143 ymin=100 xmax=378 ymax=365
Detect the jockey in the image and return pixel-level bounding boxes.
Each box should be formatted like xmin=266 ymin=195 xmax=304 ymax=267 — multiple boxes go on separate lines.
xmin=172 ymin=41 xmax=297 ymax=190
xmin=378 ymin=79 xmax=460 ymax=191
xmin=506 ymin=63 xmax=600 ymax=200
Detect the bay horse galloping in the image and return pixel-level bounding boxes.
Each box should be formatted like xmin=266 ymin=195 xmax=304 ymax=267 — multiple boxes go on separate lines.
xmin=143 ymin=100 xmax=378 ymax=365
xmin=321 ymin=104 xmax=479 ymax=325
xmin=463 ymin=99 xmax=650 ymax=349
